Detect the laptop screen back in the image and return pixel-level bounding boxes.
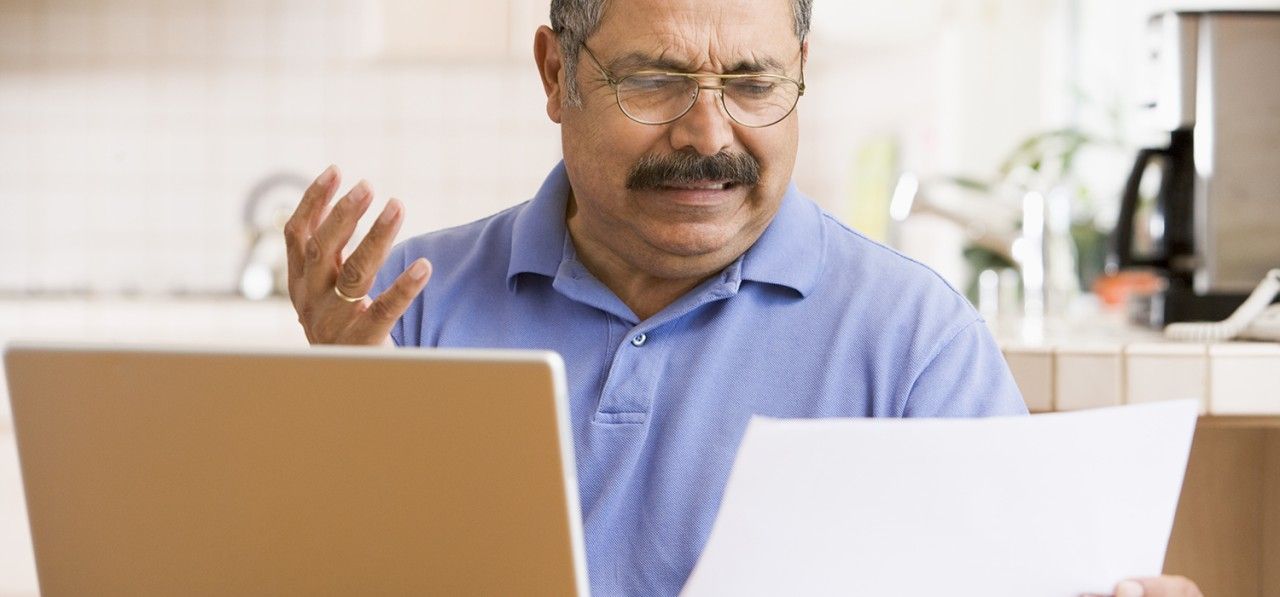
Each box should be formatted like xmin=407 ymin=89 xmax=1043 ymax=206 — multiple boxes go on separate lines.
xmin=4 ymin=343 xmax=588 ymax=597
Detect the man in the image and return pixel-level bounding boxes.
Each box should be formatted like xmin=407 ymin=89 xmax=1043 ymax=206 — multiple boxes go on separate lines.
xmin=283 ymin=1 xmax=1204 ymax=595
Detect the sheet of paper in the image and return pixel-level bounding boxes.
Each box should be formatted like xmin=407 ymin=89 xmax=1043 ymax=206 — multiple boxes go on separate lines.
xmin=682 ymin=400 xmax=1198 ymax=597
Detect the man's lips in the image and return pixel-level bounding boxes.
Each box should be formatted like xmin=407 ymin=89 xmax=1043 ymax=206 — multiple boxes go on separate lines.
xmin=646 ymin=180 xmax=746 ymax=209
xmin=658 ymin=179 xmax=739 ymax=191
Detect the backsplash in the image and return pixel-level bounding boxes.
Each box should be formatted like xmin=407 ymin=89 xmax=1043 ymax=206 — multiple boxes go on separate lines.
xmin=0 ymin=0 xmax=1083 ymax=297
xmin=0 ymin=0 xmax=563 ymax=295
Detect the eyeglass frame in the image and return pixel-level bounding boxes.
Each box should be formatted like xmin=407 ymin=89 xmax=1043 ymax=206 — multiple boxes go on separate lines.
xmin=579 ymin=43 xmax=807 ymax=129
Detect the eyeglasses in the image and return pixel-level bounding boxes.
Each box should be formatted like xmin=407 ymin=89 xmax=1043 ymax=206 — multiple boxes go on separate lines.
xmin=581 ymin=44 xmax=806 ymax=128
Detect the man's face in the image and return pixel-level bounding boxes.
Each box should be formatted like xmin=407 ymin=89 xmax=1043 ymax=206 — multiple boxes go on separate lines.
xmin=550 ymin=0 xmax=804 ymax=281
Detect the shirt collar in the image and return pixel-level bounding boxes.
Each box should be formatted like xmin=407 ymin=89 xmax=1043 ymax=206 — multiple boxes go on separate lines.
xmin=739 ymin=183 xmax=826 ymax=297
xmin=508 ymin=162 xmax=825 ymax=297
xmin=507 ymin=162 xmax=573 ymax=288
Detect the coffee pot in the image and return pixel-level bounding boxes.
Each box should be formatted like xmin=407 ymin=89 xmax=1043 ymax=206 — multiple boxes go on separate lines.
xmin=1110 ymin=10 xmax=1280 ymax=327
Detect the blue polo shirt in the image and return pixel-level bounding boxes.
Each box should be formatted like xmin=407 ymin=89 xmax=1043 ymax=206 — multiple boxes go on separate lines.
xmin=372 ymin=161 xmax=1027 ymax=596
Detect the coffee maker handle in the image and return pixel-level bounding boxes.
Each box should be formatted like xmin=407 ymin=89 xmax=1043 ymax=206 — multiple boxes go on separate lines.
xmin=1108 ymin=147 xmax=1167 ymax=271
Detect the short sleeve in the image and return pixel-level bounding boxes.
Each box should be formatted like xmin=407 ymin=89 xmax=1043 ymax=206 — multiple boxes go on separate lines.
xmin=903 ymin=319 xmax=1029 ymax=417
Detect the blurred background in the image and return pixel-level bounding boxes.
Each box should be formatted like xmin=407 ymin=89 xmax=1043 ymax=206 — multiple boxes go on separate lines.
xmin=0 ymin=0 xmax=1271 ymax=299
xmin=1 ymin=0 xmax=1279 ymax=593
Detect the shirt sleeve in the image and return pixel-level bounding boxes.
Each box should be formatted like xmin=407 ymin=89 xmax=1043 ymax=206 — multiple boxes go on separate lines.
xmin=902 ymin=318 xmax=1029 ymax=417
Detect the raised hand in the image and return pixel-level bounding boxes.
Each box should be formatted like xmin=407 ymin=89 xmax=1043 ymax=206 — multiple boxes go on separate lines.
xmin=283 ymin=165 xmax=431 ymax=345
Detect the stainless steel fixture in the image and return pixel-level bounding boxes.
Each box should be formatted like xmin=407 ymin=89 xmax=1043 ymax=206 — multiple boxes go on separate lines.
xmin=1111 ymin=11 xmax=1280 ymax=326
xmin=238 ymin=172 xmax=310 ymax=300
xmin=890 ymin=173 xmax=1079 ymax=322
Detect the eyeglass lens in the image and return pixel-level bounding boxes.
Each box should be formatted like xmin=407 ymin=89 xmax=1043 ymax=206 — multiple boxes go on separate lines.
xmin=616 ymin=74 xmax=801 ymax=127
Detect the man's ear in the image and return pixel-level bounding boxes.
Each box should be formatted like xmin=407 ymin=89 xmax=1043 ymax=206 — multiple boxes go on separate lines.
xmin=801 ymin=38 xmax=809 ymax=67
xmin=534 ymin=25 xmax=564 ymax=123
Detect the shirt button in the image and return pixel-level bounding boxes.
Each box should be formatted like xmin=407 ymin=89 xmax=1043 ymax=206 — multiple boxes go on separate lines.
xmin=631 ymin=333 xmax=647 ymax=347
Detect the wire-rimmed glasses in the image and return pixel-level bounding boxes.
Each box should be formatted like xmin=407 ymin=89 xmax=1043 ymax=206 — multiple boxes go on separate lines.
xmin=581 ymin=44 xmax=805 ymax=128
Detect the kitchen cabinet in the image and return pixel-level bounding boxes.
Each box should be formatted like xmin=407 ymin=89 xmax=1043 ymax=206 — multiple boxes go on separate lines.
xmin=1164 ymin=423 xmax=1280 ymax=597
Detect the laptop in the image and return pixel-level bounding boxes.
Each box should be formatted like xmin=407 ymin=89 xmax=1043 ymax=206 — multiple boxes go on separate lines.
xmin=4 ymin=342 xmax=590 ymax=597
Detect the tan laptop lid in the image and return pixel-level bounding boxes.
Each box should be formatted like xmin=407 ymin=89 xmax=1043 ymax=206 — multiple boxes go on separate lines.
xmin=4 ymin=343 xmax=588 ymax=597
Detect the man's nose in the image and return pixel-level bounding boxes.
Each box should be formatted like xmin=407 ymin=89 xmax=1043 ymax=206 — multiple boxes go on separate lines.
xmin=667 ymin=87 xmax=735 ymax=157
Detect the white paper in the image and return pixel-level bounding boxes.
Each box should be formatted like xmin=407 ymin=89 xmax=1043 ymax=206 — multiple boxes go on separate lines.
xmin=682 ymin=400 xmax=1198 ymax=597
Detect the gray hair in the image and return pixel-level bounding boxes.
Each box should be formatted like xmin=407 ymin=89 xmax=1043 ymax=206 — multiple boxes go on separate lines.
xmin=550 ymin=0 xmax=813 ymax=106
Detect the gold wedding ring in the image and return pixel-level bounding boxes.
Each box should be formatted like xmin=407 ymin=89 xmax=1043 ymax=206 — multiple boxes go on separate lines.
xmin=333 ymin=286 xmax=368 ymax=303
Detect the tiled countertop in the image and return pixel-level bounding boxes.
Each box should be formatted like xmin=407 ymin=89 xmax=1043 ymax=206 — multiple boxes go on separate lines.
xmin=2 ymin=297 xmax=1275 ymax=418
xmin=992 ymin=312 xmax=1280 ymax=416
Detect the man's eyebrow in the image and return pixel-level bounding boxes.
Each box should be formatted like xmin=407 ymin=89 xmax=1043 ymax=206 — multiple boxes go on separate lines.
xmin=606 ymin=52 xmax=787 ymax=75
xmin=722 ymin=56 xmax=786 ymax=74
xmin=606 ymin=52 xmax=694 ymax=73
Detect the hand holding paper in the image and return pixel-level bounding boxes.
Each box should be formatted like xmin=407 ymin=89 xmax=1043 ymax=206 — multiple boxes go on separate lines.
xmin=682 ymin=400 xmax=1199 ymax=597
xmin=1085 ymin=576 xmax=1204 ymax=597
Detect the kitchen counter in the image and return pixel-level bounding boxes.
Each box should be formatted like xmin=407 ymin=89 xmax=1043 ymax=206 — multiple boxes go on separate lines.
xmin=0 ymin=295 xmax=305 ymax=346
xmin=0 ymin=299 xmax=1276 ymax=595
xmin=4 ymin=298 xmax=1275 ymax=417
xmin=991 ymin=311 xmax=1280 ymax=416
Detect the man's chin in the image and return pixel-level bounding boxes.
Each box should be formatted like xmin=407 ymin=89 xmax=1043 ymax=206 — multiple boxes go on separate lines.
xmin=637 ymin=226 xmax=752 ymax=268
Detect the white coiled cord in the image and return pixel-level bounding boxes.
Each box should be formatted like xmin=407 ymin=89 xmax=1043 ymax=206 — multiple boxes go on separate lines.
xmin=1164 ymin=269 xmax=1280 ymax=342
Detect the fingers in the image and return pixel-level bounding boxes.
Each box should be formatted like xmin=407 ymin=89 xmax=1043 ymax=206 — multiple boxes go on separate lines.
xmin=282 ymin=167 xmax=426 ymax=347
xmin=304 ymin=165 xmax=342 ymax=231
xmin=307 ymin=180 xmax=374 ymax=294
xmin=285 ymin=165 xmax=341 ymax=282
xmin=1115 ymin=580 xmax=1145 ymax=597
xmin=1133 ymin=576 xmax=1203 ymax=597
xmin=364 ymin=258 xmax=432 ymax=329
xmin=336 ymin=198 xmax=404 ymax=299
xmin=1099 ymin=576 xmax=1204 ymax=597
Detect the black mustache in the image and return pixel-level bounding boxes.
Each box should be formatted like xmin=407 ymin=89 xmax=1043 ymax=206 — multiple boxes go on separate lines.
xmin=625 ymin=151 xmax=761 ymax=190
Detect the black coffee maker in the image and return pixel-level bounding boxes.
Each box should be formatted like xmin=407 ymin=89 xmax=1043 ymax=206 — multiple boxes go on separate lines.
xmin=1109 ymin=11 xmax=1280 ymax=327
